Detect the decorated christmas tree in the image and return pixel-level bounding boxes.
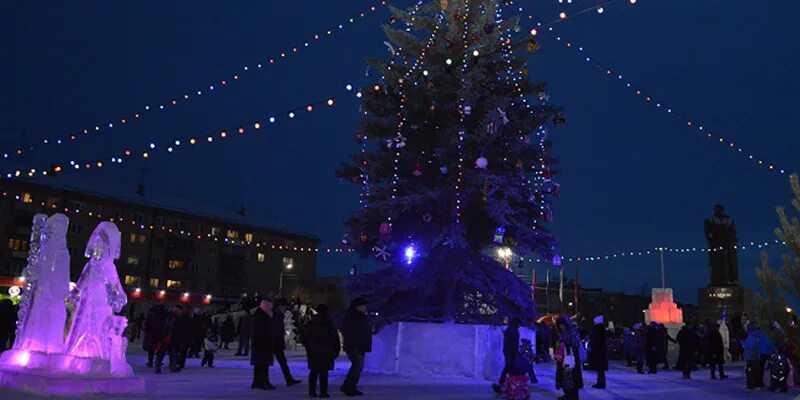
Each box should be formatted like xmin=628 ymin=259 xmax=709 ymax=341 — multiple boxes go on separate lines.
xmin=337 ymin=0 xmax=561 ymax=327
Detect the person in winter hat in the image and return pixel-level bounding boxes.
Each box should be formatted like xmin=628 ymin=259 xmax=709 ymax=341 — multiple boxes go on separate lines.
xmin=743 ymin=322 xmax=761 ymax=390
xmin=301 ymin=304 xmax=341 ymax=398
xmin=588 ymin=315 xmax=608 ymax=389
xmin=341 ymin=297 xmax=372 ymax=397
xmin=494 ymin=318 xmax=521 ymax=393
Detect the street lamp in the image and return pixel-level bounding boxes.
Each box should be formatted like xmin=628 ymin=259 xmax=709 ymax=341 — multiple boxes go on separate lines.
xmin=279 ymin=262 xmax=294 ymax=296
xmin=496 ymin=247 xmax=513 ymax=270
xmin=787 ymin=307 xmax=793 ymax=313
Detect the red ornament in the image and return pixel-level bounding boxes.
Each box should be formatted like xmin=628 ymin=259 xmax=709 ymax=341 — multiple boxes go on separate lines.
xmin=380 ymin=222 xmax=392 ymax=235
xmin=515 ymin=159 xmax=524 ymax=169
xmin=413 ymin=164 xmax=423 ymax=177
xmin=359 ymin=232 xmax=369 ymax=243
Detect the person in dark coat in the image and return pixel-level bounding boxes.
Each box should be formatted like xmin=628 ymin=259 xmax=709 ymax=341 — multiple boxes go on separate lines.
xmin=645 ymin=322 xmax=659 ymax=374
xmin=154 ymin=305 xmax=182 ymax=374
xmin=493 ymin=318 xmax=521 ymax=393
xmin=555 ymin=315 xmax=584 ymax=400
xmin=588 ymin=315 xmax=608 ymax=389
xmin=341 ymin=297 xmax=372 ymax=397
xmin=251 ymin=299 xmax=277 ymax=390
xmin=0 ymin=299 xmax=16 ymax=351
xmin=301 ymin=304 xmax=341 ymax=398
xmin=632 ymin=323 xmax=646 ymax=374
xmin=707 ymin=322 xmax=727 ymax=379
xmin=190 ymin=311 xmax=205 ymax=358
xmin=142 ymin=303 xmax=167 ymax=368
xmin=220 ymin=314 xmax=235 ymax=349
xmin=175 ymin=306 xmax=193 ymax=369
xmin=676 ymin=324 xmax=698 ymax=379
xmin=235 ymin=309 xmax=253 ymax=356
xmin=273 ymin=297 xmax=302 ymax=386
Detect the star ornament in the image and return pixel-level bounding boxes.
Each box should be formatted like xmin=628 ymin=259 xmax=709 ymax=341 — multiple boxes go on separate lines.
xmin=372 ymin=246 xmax=391 ymax=262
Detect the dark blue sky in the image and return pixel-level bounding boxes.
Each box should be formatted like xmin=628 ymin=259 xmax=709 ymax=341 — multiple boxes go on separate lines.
xmin=3 ymin=1 xmax=799 ymax=304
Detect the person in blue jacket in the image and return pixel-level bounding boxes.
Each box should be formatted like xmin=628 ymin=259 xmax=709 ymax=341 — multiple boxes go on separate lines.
xmin=757 ymin=323 xmax=775 ymax=389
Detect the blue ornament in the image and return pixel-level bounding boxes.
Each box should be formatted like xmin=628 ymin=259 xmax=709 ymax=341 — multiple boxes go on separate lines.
xmin=493 ymin=227 xmax=505 ymax=244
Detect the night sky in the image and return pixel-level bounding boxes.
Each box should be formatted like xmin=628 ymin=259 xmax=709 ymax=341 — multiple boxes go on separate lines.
xmin=3 ymin=1 xmax=799 ymax=305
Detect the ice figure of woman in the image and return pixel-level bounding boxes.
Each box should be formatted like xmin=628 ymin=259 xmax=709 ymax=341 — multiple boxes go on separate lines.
xmin=65 ymin=222 xmax=127 ymax=360
xmin=13 ymin=213 xmax=70 ymax=354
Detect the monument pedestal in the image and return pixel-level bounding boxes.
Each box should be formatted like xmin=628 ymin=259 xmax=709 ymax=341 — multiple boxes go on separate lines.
xmin=697 ymin=285 xmax=752 ymax=323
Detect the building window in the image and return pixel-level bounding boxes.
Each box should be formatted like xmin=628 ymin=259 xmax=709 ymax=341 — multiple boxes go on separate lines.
xmin=129 ymin=233 xmax=137 ymax=243
xmin=245 ymin=233 xmax=254 ymax=243
xmin=123 ymin=275 xmax=140 ymax=286
xmin=208 ymin=264 xmax=216 ymax=275
xmin=21 ymin=193 xmax=33 ymax=204
xmin=151 ymin=259 xmax=161 ymax=268
xmin=226 ymin=230 xmax=239 ymax=239
xmin=190 ymin=262 xmax=199 ymax=273
xmin=69 ymin=223 xmax=81 ymax=235
xmin=155 ymin=217 xmax=164 ymax=228
xmin=149 ymin=278 xmax=160 ymax=288
xmin=166 ymin=280 xmax=181 ymax=289
xmin=127 ymin=256 xmax=139 ymax=265
xmin=211 ymin=227 xmax=221 ymax=237
xmin=257 ymin=253 xmax=266 ymax=263
xmin=282 ymin=257 xmax=294 ymax=269
xmin=134 ymin=214 xmax=146 ymax=226
xmin=69 ymin=201 xmax=82 ymax=212
xmin=168 ymin=260 xmax=185 ymax=270
xmin=209 ymin=247 xmax=217 ymax=256
xmin=138 ymin=234 xmax=147 ymax=244
xmin=7 ymin=239 xmax=28 ymax=252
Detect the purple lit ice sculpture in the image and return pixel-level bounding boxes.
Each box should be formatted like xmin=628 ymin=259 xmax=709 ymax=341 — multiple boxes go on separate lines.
xmin=0 ymin=219 xmax=143 ymax=395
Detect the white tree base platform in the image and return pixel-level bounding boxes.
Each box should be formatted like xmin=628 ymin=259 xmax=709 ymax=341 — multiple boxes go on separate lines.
xmin=365 ymin=322 xmax=533 ymax=381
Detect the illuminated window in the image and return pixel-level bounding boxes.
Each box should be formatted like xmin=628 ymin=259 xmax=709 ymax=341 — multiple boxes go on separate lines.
xmin=123 ymin=275 xmax=140 ymax=286
xmin=257 ymin=253 xmax=266 ymax=263
xmin=149 ymin=278 xmax=160 ymax=288
xmin=138 ymin=234 xmax=147 ymax=244
xmin=282 ymin=257 xmax=294 ymax=269
xmin=166 ymin=279 xmax=181 ymax=289
xmin=127 ymin=256 xmax=139 ymax=265
xmin=7 ymin=239 xmax=28 ymax=252
xmin=245 ymin=233 xmax=254 ymax=243
xmin=226 ymin=230 xmax=239 ymax=239
xmin=48 ymin=198 xmax=59 ymax=208
xmin=129 ymin=233 xmax=137 ymax=243
xmin=168 ymin=260 xmax=185 ymax=270
xmin=21 ymin=193 xmax=33 ymax=204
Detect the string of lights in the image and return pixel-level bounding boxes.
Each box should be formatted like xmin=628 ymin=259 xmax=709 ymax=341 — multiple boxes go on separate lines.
xmin=520 ymin=238 xmax=785 ymax=265
xmin=454 ymin=0 xmax=473 ymax=223
xmin=533 ymin=26 xmax=790 ymax=176
xmin=5 ymin=87 xmax=362 ymax=179
xmin=2 ymin=1 xmax=389 ymax=163
xmin=0 ymin=189 xmax=355 ymax=255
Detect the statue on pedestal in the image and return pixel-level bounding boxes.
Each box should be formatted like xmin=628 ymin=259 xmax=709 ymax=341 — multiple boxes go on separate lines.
xmin=703 ymin=204 xmax=738 ymax=286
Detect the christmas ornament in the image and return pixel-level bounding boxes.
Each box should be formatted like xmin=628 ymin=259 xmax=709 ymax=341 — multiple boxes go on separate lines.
xmin=515 ymin=159 xmax=524 ymax=169
xmin=497 ymin=108 xmax=509 ymax=124
xmin=475 ymin=156 xmax=488 ymax=169
xmin=422 ymin=213 xmax=432 ymax=223
xmin=413 ymin=164 xmax=423 ymax=177
xmin=487 ymin=122 xmax=497 ymax=134
xmin=440 ymin=165 xmax=448 ymax=175
xmin=439 ymin=0 xmax=448 ymax=10
xmin=341 ymin=234 xmax=350 ymax=246
xmin=538 ymin=91 xmax=550 ymax=102
xmin=463 ymin=105 xmax=472 ymax=115
xmin=395 ymin=135 xmax=406 ymax=149
xmin=527 ymin=39 xmax=540 ymax=53
xmin=373 ymin=246 xmax=391 ymax=262
xmin=359 ymin=231 xmax=369 ymax=243
xmin=544 ymin=209 xmax=553 ymax=222
xmin=493 ymin=227 xmax=505 ymax=244
xmin=383 ymin=41 xmax=396 ymax=56
xmin=380 ymin=222 xmax=392 ymax=235
xmin=552 ymin=255 xmax=562 ymax=266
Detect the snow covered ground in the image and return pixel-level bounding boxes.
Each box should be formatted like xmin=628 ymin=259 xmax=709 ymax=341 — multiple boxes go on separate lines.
xmin=0 ymin=346 xmax=798 ymax=399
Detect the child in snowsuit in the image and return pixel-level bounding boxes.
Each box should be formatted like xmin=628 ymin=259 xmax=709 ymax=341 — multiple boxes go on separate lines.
xmin=201 ymin=329 xmax=218 ymax=368
xmin=502 ymin=353 xmax=532 ymax=400
xmin=767 ymin=346 xmax=790 ymax=392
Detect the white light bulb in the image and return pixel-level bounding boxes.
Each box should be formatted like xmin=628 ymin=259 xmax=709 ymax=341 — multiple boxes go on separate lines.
xmin=445 ymin=58 xmax=452 ymax=65
xmin=472 ymin=50 xmax=479 ymax=56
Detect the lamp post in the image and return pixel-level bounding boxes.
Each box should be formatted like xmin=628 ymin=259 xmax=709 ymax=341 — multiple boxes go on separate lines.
xmin=496 ymin=247 xmax=513 ymax=270
xmin=278 ymin=262 xmax=293 ymax=297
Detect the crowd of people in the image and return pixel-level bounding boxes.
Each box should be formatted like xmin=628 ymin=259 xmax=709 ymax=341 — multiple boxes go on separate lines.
xmin=492 ymin=314 xmax=800 ymax=400
xmin=136 ymin=296 xmax=373 ymax=398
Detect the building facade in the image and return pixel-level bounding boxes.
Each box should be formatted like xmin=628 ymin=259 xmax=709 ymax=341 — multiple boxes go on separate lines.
xmin=0 ymin=180 xmax=319 ymax=308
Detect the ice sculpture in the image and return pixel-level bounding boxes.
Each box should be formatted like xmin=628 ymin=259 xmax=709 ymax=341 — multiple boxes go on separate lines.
xmin=12 ymin=213 xmax=70 ymax=354
xmin=65 ymin=221 xmax=127 ymax=360
xmin=0 ymin=219 xmax=143 ymax=395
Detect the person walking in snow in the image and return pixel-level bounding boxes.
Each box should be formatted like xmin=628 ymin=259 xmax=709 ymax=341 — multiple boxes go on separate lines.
xmin=707 ymin=322 xmax=728 ymax=380
xmin=676 ymin=324 xmax=697 ymax=379
xmin=273 ymin=297 xmax=302 ymax=387
xmin=301 ymin=304 xmax=341 ymax=398
xmin=251 ymin=299 xmax=277 ymax=390
xmin=632 ymin=323 xmax=646 ymax=374
xmin=341 ymin=297 xmax=372 ymax=397
xmin=645 ymin=322 xmax=659 ymax=374
xmin=201 ymin=329 xmax=218 ymax=368
xmin=588 ymin=315 xmax=608 ymax=389
xmin=220 ymin=314 xmax=235 ymax=350
xmin=555 ymin=315 xmax=584 ymax=400
xmin=143 ymin=303 xmax=167 ymax=368
xmin=743 ymin=322 xmax=761 ymax=391
xmin=494 ymin=318 xmax=521 ymax=393
xmin=235 ymin=309 xmax=253 ymax=356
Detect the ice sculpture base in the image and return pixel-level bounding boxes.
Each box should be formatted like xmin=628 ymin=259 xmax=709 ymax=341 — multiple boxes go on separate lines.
xmin=0 ymin=349 xmax=144 ymax=395
xmin=0 ymin=367 xmax=145 ymax=396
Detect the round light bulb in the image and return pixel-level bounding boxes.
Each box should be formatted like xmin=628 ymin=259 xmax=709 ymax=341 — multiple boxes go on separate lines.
xmin=445 ymin=58 xmax=453 ymax=65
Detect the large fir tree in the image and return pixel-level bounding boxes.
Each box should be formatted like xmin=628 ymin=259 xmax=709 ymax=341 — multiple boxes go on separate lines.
xmin=337 ymin=0 xmax=561 ymax=327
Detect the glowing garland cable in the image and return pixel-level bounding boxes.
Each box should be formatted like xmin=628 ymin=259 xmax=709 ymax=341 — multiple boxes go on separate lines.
xmin=2 ymin=1 xmax=389 ymax=162
xmin=520 ymin=238 xmax=786 ymax=264
xmin=0 ymin=189 xmax=355 ymax=254
xmin=454 ymin=0 xmax=472 ymax=223
xmin=7 ymin=86 xmax=364 ymax=179
xmin=538 ymin=26 xmax=790 ymax=176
